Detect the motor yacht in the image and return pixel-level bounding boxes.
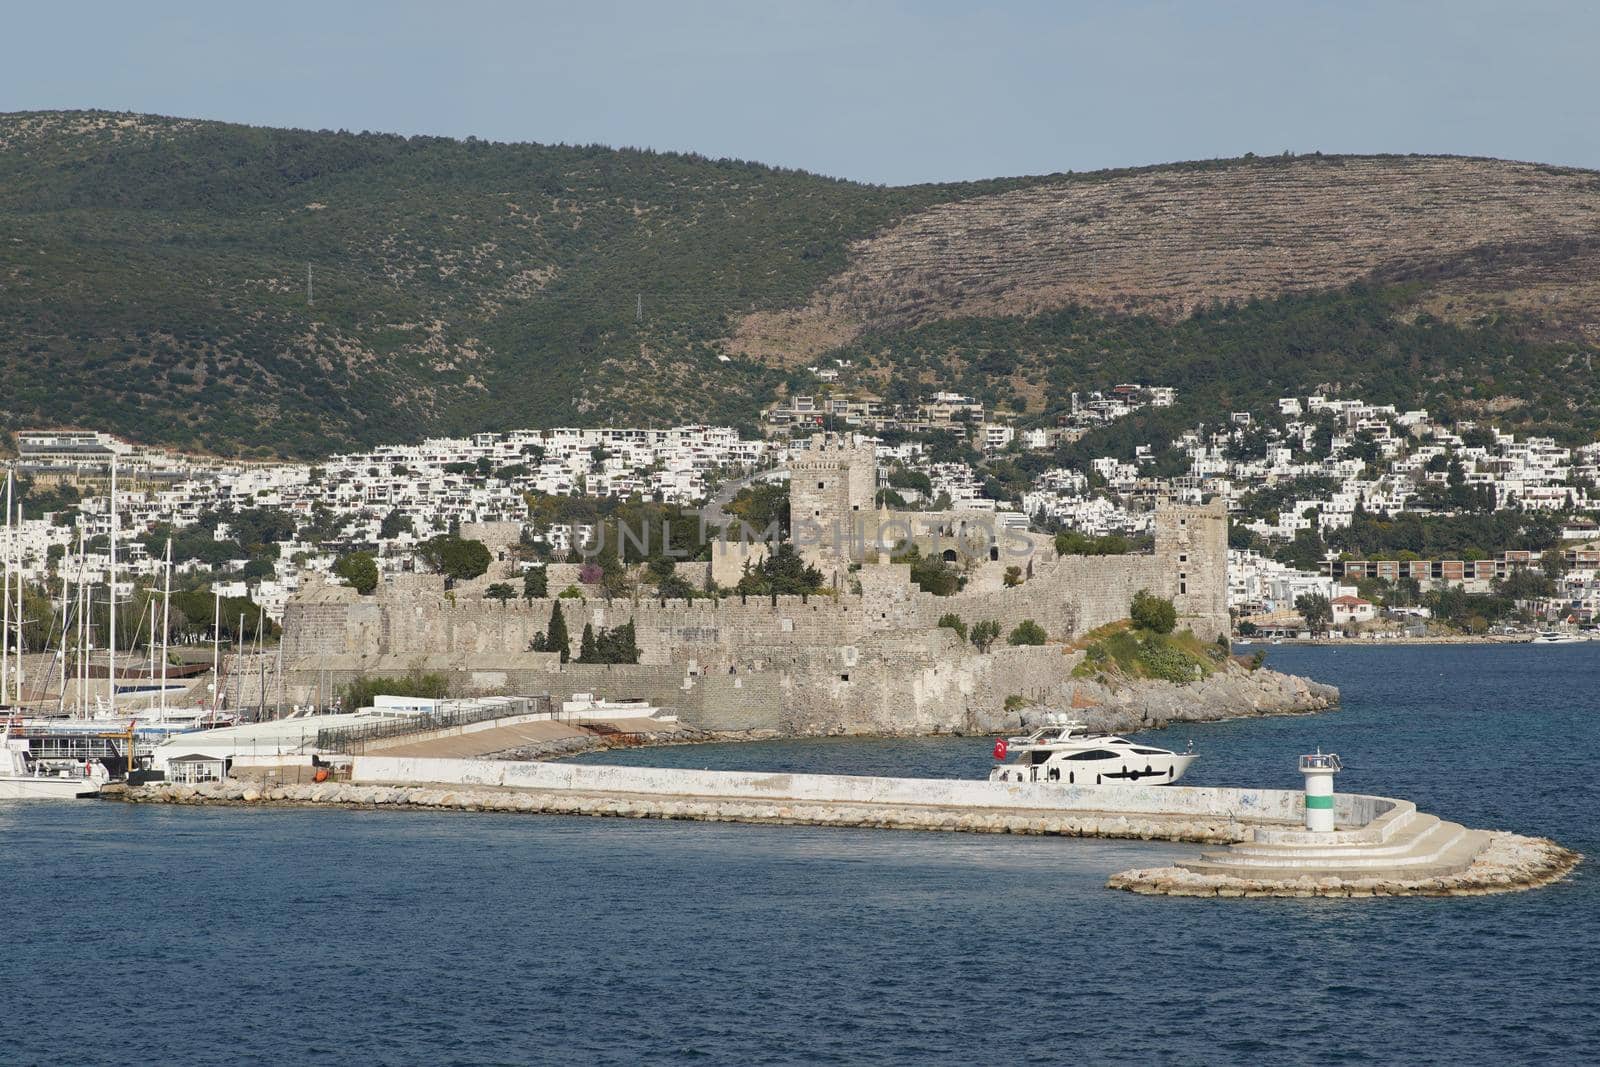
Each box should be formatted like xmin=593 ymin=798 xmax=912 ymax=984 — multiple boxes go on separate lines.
xmin=1531 ymin=630 xmax=1585 ymax=645
xmin=988 ymin=715 xmax=1197 ymax=786
xmin=0 ymin=728 xmax=105 ymax=799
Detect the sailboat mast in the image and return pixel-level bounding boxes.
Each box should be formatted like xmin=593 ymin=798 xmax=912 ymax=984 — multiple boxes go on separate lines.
xmin=14 ymin=487 xmax=23 ymax=707
xmin=211 ymin=588 xmax=221 ymax=711
xmin=108 ymin=456 xmax=118 ymax=718
xmin=235 ymin=612 xmax=245 ymax=711
xmin=2 ymin=470 xmax=11 ymax=707
xmin=77 ymin=526 xmax=86 ymax=716
xmin=160 ymin=538 xmax=171 ymax=716
xmin=57 ymin=557 xmax=68 ymax=714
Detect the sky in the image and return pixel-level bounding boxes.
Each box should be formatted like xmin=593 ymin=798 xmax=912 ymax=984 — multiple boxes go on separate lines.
xmin=5 ymin=0 xmax=1598 ymax=186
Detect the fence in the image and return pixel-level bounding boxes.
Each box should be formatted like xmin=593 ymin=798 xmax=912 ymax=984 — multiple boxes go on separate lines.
xmin=315 ymin=695 xmax=551 ymax=755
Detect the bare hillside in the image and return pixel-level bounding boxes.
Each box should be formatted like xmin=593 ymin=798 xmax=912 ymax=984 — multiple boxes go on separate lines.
xmin=734 ymin=156 xmax=1600 ymax=364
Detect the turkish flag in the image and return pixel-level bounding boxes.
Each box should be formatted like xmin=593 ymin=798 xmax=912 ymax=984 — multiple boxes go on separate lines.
xmin=993 ymin=738 xmax=1008 ymax=760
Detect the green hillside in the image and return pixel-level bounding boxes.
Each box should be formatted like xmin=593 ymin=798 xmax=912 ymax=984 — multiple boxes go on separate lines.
xmin=2 ymin=111 xmax=1598 ymax=457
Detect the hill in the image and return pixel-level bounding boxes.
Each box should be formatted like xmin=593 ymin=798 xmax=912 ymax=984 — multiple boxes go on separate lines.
xmin=3 ymin=111 xmax=1599 ymax=456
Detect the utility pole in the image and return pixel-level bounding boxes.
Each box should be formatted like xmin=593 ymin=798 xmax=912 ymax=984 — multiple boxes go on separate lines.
xmin=636 ymin=293 xmax=642 ymax=323
xmin=307 ymin=263 xmax=314 ymax=306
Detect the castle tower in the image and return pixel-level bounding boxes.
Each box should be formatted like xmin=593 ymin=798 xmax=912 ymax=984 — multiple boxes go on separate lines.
xmin=788 ymin=433 xmax=877 ymax=573
xmin=1153 ymin=496 xmax=1229 ymax=636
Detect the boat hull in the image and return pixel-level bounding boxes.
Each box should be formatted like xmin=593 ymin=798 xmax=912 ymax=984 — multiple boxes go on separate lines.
xmin=990 ymin=752 xmax=1198 ymax=787
xmin=0 ymin=776 xmax=101 ymax=799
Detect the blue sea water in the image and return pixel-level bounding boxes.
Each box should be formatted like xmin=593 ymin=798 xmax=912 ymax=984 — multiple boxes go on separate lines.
xmin=4 ymin=645 xmax=1598 ymax=1066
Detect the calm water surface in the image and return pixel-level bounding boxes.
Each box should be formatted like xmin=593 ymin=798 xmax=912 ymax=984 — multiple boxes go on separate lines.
xmin=5 ymin=645 xmax=1597 ymax=1065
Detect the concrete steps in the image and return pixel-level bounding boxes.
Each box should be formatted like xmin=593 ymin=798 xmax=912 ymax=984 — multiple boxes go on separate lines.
xmin=1181 ymin=813 xmax=1492 ymax=882
xmin=1215 ymin=814 xmax=1445 ymax=862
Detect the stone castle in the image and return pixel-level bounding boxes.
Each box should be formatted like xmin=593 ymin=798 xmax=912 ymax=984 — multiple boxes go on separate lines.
xmin=278 ymin=435 xmax=1228 ymax=734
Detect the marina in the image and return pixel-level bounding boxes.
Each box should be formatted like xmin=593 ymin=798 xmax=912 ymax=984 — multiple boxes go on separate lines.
xmin=4 ymin=644 xmax=1598 ymax=1064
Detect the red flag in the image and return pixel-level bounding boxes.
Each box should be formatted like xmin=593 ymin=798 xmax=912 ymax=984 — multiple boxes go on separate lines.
xmin=992 ymin=738 xmax=1008 ymax=760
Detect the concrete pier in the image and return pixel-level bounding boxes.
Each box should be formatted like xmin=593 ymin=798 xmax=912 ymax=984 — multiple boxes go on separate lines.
xmin=118 ymin=755 xmax=1580 ymax=898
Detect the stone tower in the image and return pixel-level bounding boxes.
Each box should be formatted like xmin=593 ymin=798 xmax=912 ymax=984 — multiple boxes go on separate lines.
xmin=788 ymin=433 xmax=877 ymax=571
xmin=1153 ymin=496 xmax=1229 ymax=636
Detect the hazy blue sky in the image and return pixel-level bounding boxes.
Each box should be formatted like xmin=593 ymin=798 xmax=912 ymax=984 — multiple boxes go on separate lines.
xmin=6 ymin=1 xmax=1597 ymax=185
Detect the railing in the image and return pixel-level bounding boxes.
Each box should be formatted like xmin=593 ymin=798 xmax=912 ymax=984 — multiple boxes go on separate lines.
xmin=315 ymin=695 xmax=551 ymax=755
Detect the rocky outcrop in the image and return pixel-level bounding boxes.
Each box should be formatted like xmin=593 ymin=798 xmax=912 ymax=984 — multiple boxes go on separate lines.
xmin=968 ymin=664 xmax=1338 ymax=737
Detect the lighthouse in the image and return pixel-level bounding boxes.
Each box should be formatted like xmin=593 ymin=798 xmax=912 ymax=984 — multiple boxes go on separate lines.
xmin=1298 ymin=750 xmax=1342 ymax=832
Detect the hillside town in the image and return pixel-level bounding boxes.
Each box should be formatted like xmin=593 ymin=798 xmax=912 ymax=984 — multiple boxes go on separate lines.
xmin=5 ymin=388 xmax=1600 ymax=638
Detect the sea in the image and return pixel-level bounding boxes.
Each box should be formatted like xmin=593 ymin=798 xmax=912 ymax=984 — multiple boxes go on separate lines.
xmin=5 ymin=644 xmax=1598 ymax=1066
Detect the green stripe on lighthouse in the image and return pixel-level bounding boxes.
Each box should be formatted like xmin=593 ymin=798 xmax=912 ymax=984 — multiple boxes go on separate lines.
xmin=1305 ymin=795 xmax=1335 ymax=809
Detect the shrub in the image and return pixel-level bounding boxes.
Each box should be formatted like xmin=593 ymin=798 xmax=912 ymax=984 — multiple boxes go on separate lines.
xmin=340 ymin=667 xmax=448 ymax=711
xmin=1003 ymin=565 xmax=1023 ymax=587
xmin=1007 ymin=620 xmax=1047 ymax=646
xmin=1130 ymin=589 xmax=1177 ymax=634
xmin=937 ymin=612 xmax=968 ymax=641
xmin=970 ymin=619 xmax=1002 ymax=652
xmin=485 ymin=583 xmax=516 ymax=602
xmin=1136 ymin=639 xmax=1197 ymax=683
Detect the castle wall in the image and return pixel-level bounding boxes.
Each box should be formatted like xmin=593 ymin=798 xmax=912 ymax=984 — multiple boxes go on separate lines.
xmin=279 ymin=458 xmax=1229 ymax=730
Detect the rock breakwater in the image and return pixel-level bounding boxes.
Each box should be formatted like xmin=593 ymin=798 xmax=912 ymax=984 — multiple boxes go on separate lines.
xmin=120 ymin=779 xmax=1260 ymax=844
xmin=1108 ymin=833 xmax=1581 ymax=898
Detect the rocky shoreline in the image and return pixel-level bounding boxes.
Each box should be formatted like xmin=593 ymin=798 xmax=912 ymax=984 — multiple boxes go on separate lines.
xmin=971 ymin=664 xmax=1339 ymax=737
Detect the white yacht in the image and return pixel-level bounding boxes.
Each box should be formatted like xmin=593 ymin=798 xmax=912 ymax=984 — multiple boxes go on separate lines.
xmin=1531 ymin=630 xmax=1585 ymax=645
xmin=1 ymin=729 xmax=106 ymax=799
xmin=988 ymin=716 xmax=1197 ymax=786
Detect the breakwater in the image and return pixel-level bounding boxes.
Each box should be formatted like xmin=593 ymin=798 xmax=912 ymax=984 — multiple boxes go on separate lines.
xmin=121 ymin=755 xmax=1578 ymax=897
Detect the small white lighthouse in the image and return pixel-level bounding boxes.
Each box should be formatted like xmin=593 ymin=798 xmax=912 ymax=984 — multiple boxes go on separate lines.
xmin=1298 ymin=750 xmax=1342 ymax=832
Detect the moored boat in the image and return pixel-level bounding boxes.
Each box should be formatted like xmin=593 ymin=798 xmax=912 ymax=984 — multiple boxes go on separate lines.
xmin=989 ymin=715 xmax=1197 ymax=786
xmin=1 ymin=728 xmax=105 ymax=799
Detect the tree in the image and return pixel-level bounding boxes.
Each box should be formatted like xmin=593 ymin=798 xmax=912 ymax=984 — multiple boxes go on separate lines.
xmin=595 ymin=619 xmax=640 ymax=664
xmin=380 ymin=509 xmax=413 ymax=540
xmin=486 ymin=583 xmax=516 ymax=602
xmin=737 ymin=543 xmax=824 ymax=596
xmin=419 ymin=535 xmax=492 ymax=581
xmin=1007 ymin=620 xmax=1047 ymax=645
xmin=936 ymin=612 xmax=967 ymax=641
xmin=241 ymin=558 xmax=275 ymax=582
xmin=523 ymin=567 xmax=548 ymax=600
xmin=1296 ymin=592 xmax=1333 ymax=635
xmin=1130 ymin=590 xmax=1177 ymax=634
xmin=332 ymin=551 xmax=378 ymax=595
xmin=578 ymin=623 xmax=598 ymax=663
xmin=1003 ymin=565 xmax=1023 ymax=588
xmin=891 ymin=545 xmax=963 ymax=596
xmin=1236 ymin=620 xmax=1259 ymax=637
xmin=970 ymin=619 xmax=1002 ymax=652
xmin=546 ymin=600 xmax=571 ymax=662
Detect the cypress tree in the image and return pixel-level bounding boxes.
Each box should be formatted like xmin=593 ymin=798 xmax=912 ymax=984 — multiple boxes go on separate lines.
xmin=547 ymin=600 xmax=570 ymax=663
xmin=579 ymin=623 xmax=598 ymax=663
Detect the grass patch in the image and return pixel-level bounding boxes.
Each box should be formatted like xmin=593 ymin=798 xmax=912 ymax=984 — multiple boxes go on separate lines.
xmin=1071 ymin=625 xmax=1227 ymax=683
